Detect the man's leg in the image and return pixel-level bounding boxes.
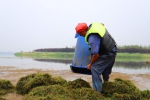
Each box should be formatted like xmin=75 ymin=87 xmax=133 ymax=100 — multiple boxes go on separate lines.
xmin=91 ymin=54 xmax=115 ymax=93
xmin=91 ymin=67 xmax=102 ymax=93
xmin=102 ymin=55 xmax=116 ymax=82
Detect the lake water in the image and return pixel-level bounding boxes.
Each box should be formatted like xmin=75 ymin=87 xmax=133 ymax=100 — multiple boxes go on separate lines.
xmin=0 ymin=52 xmax=150 ymax=74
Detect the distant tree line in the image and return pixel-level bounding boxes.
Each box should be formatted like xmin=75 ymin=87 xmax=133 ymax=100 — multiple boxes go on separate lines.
xmin=34 ymin=45 xmax=150 ymax=53
xmin=117 ymin=45 xmax=150 ymax=53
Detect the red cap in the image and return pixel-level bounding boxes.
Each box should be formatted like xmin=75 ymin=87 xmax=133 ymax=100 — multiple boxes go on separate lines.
xmin=75 ymin=23 xmax=87 ymax=38
xmin=75 ymin=23 xmax=88 ymax=33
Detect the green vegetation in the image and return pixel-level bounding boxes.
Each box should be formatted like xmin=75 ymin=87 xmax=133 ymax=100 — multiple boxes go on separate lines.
xmin=0 ymin=79 xmax=15 ymax=99
xmin=0 ymin=97 xmax=6 ymax=100
xmin=14 ymin=52 xmax=150 ymax=62
xmin=16 ymin=73 xmax=53 ymax=95
xmin=116 ymin=53 xmax=150 ymax=62
xmin=102 ymin=78 xmax=142 ymax=99
xmin=1 ymin=73 xmax=150 ymax=100
xmin=14 ymin=52 xmax=74 ymax=60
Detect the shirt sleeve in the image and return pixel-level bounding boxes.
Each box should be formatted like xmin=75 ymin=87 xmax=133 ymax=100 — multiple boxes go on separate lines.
xmin=88 ymin=34 xmax=101 ymax=54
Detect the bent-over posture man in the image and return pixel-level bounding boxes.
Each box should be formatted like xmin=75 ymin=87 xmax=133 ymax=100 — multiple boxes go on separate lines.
xmin=74 ymin=22 xmax=117 ymax=93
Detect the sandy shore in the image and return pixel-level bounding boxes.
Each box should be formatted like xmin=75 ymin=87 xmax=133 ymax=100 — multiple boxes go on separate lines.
xmin=0 ymin=66 xmax=150 ymax=100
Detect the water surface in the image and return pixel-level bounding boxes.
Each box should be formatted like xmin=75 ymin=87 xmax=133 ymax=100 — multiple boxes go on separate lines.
xmin=0 ymin=52 xmax=150 ymax=74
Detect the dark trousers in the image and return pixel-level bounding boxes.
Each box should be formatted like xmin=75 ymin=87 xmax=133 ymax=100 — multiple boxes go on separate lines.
xmin=91 ymin=51 xmax=116 ymax=93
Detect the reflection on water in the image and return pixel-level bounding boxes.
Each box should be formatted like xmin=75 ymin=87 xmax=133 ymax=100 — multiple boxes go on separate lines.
xmin=34 ymin=59 xmax=150 ymax=68
xmin=34 ymin=59 xmax=150 ymax=74
xmin=113 ymin=62 xmax=150 ymax=74
xmin=0 ymin=52 xmax=150 ymax=74
xmin=114 ymin=62 xmax=150 ymax=69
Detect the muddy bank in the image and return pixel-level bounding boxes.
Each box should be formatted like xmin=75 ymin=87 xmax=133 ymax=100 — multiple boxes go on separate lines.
xmin=0 ymin=66 xmax=150 ymax=100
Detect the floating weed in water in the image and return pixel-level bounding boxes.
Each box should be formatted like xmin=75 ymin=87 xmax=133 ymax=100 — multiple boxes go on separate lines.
xmin=0 ymin=79 xmax=15 ymax=95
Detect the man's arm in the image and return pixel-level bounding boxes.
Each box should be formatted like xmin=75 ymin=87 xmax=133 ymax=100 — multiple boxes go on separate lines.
xmin=86 ymin=34 xmax=101 ymax=70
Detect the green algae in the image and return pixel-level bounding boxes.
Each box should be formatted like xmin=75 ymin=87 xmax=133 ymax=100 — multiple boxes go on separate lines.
xmin=15 ymin=73 xmax=150 ymax=99
xmin=52 ymin=76 xmax=67 ymax=85
xmin=0 ymin=79 xmax=15 ymax=95
xmin=102 ymin=78 xmax=142 ymax=100
xmin=66 ymin=78 xmax=91 ymax=89
xmin=23 ymin=85 xmax=105 ymax=100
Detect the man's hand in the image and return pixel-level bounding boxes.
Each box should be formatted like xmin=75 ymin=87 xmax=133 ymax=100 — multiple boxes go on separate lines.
xmin=87 ymin=64 xmax=92 ymax=70
xmin=87 ymin=54 xmax=99 ymax=70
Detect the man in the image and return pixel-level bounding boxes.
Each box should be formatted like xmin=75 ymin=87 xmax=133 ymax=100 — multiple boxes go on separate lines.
xmin=74 ymin=22 xmax=117 ymax=93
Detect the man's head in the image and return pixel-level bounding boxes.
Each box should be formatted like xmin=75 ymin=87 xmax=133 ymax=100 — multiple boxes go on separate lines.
xmin=75 ymin=23 xmax=88 ymax=38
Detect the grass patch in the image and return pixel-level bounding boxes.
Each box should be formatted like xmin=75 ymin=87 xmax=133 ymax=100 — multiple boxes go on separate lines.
xmin=14 ymin=52 xmax=74 ymax=60
xmin=15 ymin=52 xmax=150 ymax=62
xmin=116 ymin=53 xmax=150 ymax=62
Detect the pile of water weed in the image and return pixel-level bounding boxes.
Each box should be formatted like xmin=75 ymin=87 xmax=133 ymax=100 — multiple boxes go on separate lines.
xmin=0 ymin=79 xmax=15 ymax=95
xmin=101 ymin=78 xmax=150 ymax=100
xmin=52 ymin=76 xmax=67 ymax=85
xmin=16 ymin=73 xmax=150 ymax=100
xmin=16 ymin=73 xmax=67 ymax=95
xmin=141 ymin=90 xmax=150 ymax=99
xmin=23 ymin=85 xmax=105 ymax=100
xmin=23 ymin=85 xmax=73 ymax=100
xmin=0 ymin=97 xmax=6 ymax=100
xmin=71 ymin=88 xmax=106 ymax=100
xmin=66 ymin=78 xmax=91 ymax=89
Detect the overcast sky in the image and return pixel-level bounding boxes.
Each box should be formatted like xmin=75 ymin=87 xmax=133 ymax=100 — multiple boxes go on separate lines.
xmin=0 ymin=0 xmax=150 ymax=52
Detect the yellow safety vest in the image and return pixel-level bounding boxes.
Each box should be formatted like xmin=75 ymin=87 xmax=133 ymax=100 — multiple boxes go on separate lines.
xmin=85 ymin=22 xmax=106 ymax=44
xmin=85 ymin=22 xmax=116 ymax=53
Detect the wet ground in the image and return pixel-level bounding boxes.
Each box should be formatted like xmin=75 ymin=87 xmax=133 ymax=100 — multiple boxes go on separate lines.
xmin=0 ymin=66 xmax=150 ymax=100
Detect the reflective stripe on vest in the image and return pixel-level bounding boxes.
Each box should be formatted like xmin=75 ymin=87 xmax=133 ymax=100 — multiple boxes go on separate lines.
xmin=85 ymin=22 xmax=106 ymax=44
